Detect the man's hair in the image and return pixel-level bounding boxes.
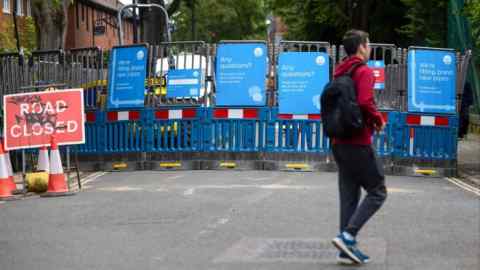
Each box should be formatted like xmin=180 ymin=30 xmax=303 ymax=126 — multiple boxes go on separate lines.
xmin=343 ymin=29 xmax=369 ymax=56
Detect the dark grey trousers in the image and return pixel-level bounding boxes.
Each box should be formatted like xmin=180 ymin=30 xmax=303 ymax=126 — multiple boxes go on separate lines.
xmin=332 ymin=144 xmax=387 ymax=237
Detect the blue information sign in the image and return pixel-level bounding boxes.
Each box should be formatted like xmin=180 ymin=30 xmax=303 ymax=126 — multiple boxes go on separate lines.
xmin=215 ymin=43 xmax=267 ymax=106
xmin=107 ymin=45 xmax=148 ymax=109
xmin=166 ymin=69 xmax=202 ymax=97
xmin=278 ymin=52 xmax=330 ymax=114
xmin=408 ymin=48 xmax=456 ymax=114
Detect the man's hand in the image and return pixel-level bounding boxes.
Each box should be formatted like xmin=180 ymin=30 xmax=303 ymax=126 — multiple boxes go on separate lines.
xmin=374 ymin=118 xmax=386 ymax=132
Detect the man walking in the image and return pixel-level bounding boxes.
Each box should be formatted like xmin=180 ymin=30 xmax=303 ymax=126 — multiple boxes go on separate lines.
xmin=331 ymin=29 xmax=387 ymax=264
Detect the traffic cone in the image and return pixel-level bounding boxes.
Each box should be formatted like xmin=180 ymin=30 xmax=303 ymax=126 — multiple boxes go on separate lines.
xmin=1 ymin=139 xmax=17 ymax=193
xmin=37 ymin=146 xmax=49 ymax=172
xmin=0 ymin=141 xmax=14 ymax=200
xmin=41 ymin=136 xmax=75 ymax=197
xmin=5 ymin=150 xmax=19 ymax=193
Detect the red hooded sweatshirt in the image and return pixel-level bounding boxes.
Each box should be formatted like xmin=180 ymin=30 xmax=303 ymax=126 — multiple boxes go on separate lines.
xmin=332 ymin=56 xmax=384 ymax=145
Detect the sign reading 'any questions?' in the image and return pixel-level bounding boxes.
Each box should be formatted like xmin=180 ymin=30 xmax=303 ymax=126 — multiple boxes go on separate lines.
xmin=215 ymin=43 xmax=267 ymax=106
xmin=107 ymin=45 xmax=148 ymax=109
xmin=166 ymin=69 xmax=202 ymax=97
xmin=278 ymin=52 xmax=330 ymax=114
xmin=3 ymin=89 xmax=85 ymax=150
xmin=408 ymin=48 xmax=456 ymax=114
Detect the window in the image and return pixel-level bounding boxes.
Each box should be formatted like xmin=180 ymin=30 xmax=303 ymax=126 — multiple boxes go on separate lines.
xmin=3 ymin=0 xmax=10 ymax=13
xmin=81 ymin=3 xmax=84 ymax=21
xmin=76 ymin=2 xmax=79 ymax=29
xmin=16 ymin=0 xmax=22 ymax=16
xmin=86 ymin=6 xmax=89 ymax=31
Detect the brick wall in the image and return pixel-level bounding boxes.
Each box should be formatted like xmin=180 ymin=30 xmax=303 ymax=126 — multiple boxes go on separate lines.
xmin=66 ymin=1 xmax=134 ymax=50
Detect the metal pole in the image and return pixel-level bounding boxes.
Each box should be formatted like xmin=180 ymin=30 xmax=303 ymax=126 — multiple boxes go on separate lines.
xmin=133 ymin=0 xmax=138 ymax=43
xmin=118 ymin=4 xmax=171 ymax=46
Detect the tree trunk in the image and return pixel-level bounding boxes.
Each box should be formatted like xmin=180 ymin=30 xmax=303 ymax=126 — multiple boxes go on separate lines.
xmin=31 ymin=0 xmax=69 ymax=50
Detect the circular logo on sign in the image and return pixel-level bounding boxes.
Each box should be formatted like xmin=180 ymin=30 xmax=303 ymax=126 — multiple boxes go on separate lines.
xmin=249 ymin=85 xmax=261 ymax=96
xmin=252 ymin=93 xmax=263 ymax=102
xmin=375 ymin=61 xmax=381 ymax=67
xmin=254 ymin=47 xmax=264 ymax=57
xmin=193 ymin=71 xmax=199 ymax=77
xmin=443 ymin=55 xmax=452 ymax=65
xmin=137 ymin=50 xmax=145 ymax=61
xmin=316 ymin=56 xmax=326 ymax=66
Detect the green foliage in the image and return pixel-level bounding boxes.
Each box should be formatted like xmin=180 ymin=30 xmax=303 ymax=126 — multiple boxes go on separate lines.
xmin=0 ymin=16 xmax=37 ymax=54
xmin=172 ymin=0 xmax=268 ymax=42
xmin=268 ymin=0 xmax=451 ymax=47
xmin=398 ymin=0 xmax=449 ymax=47
xmin=465 ymin=0 xmax=480 ymax=48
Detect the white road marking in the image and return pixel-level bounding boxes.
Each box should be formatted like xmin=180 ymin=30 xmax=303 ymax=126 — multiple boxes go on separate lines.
xmin=82 ymin=172 xmax=108 ymax=185
xmin=446 ymin=177 xmax=480 ymax=196
xmin=183 ymin=188 xmax=195 ymax=196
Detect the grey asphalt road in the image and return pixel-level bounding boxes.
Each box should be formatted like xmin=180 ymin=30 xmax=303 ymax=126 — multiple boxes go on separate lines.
xmin=1 ymin=170 xmax=479 ymax=270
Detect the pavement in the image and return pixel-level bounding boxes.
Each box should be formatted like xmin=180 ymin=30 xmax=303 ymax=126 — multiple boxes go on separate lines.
xmin=457 ymin=133 xmax=480 ymax=187
xmin=1 ymin=170 xmax=478 ymax=270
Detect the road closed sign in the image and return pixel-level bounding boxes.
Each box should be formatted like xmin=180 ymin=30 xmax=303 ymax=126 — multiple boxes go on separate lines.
xmin=3 ymin=89 xmax=85 ymax=150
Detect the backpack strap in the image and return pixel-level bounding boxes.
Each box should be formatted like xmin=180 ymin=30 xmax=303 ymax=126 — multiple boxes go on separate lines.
xmin=345 ymin=62 xmax=365 ymax=77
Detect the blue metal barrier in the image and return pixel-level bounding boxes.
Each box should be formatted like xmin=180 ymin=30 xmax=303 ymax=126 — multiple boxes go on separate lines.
xmin=203 ymin=108 xmax=268 ymax=152
xmin=147 ymin=108 xmax=203 ymax=152
xmin=103 ymin=110 xmax=146 ymax=153
xmin=265 ymin=108 xmax=330 ymax=153
xmin=393 ymin=113 xmax=458 ymax=160
xmin=373 ymin=111 xmax=398 ymax=157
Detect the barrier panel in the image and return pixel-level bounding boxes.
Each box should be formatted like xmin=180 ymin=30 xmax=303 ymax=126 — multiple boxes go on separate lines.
xmin=147 ymin=41 xmax=213 ymax=107
xmin=147 ymin=107 xmax=203 ymax=152
xmin=67 ymin=47 xmax=105 ymax=110
xmin=393 ymin=113 xmax=458 ymax=160
xmin=203 ymin=107 xmax=268 ymax=152
xmin=373 ymin=111 xmax=398 ymax=157
xmin=265 ymin=108 xmax=329 ymax=154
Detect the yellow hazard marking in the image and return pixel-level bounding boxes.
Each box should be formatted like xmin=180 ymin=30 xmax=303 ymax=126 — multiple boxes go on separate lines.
xmin=160 ymin=162 xmax=181 ymax=168
xmin=286 ymin=163 xmax=309 ymax=169
xmin=414 ymin=169 xmax=436 ymax=175
xmin=220 ymin=162 xmax=236 ymax=168
xmin=112 ymin=162 xmax=128 ymax=169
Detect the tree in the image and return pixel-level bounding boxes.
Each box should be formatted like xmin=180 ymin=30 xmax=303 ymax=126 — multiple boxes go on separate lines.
xmin=267 ymin=0 xmax=450 ymax=47
xmin=31 ymin=0 xmax=71 ymax=50
xmin=171 ymin=0 xmax=268 ymax=42
xmin=465 ymin=0 xmax=480 ymax=48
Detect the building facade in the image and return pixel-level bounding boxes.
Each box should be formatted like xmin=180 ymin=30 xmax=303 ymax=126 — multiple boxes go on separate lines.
xmin=66 ymin=0 xmax=134 ymax=50
xmin=0 ymin=0 xmax=134 ymax=51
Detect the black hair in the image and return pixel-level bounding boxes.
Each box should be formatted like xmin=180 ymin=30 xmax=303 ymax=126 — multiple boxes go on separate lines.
xmin=343 ymin=29 xmax=369 ymax=56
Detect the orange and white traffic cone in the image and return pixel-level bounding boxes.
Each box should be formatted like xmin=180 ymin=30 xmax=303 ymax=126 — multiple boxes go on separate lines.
xmin=41 ymin=136 xmax=75 ymax=197
xmin=37 ymin=146 xmax=49 ymax=172
xmin=0 ymin=140 xmax=14 ymax=200
xmin=5 ymin=150 xmax=19 ymax=193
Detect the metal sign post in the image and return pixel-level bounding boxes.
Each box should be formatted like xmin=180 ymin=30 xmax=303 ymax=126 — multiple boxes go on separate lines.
xmin=117 ymin=4 xmax=171 ymax=45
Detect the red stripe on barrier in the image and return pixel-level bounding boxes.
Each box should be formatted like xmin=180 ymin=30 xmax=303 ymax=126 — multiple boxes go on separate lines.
xmin=214 ymin=109 xmax=228 ymax=118
xmin=107 ymin=112 xmax=118 ymax=122
xmin=434 ymin=116 xmax=449 ymax=126
xmin=410 ymin=128 xmax=415 ymax=138
xmin=243 ymin=109 xmax=258 ymax=119
xmin=381 ymin=112 xmax=388 ymax=122
xmin=308 ymin=114 xmax=321 ymax=120
xmin=182 ymin=109 xmax=197 ymax=118
xmin=129 ymin=111 xmax=140 ymax=120
xmin=406 ymin=115 xmax=421 ymax=125
xmin=86 ymin=112 xmax=96 ymax=122
xmin=278 ymin=114 xmax=293 ymax=120
xmin=155 ymin=110 xmax=169 ymax=119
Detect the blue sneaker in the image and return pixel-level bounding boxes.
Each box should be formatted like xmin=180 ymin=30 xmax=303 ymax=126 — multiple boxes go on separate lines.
xmin=332 ymin=232 xmax=370 ymax=264
xmin=336 ymin=251 xmax=356 ymax=265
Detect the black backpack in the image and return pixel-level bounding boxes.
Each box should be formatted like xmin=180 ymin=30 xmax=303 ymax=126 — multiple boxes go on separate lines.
xmin=320 ymin=63 xmax=364 ymax=139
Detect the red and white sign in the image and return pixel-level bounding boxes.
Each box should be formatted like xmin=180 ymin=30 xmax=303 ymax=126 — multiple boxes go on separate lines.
xmin=3 ymin=89 xmax=85 ymax=150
